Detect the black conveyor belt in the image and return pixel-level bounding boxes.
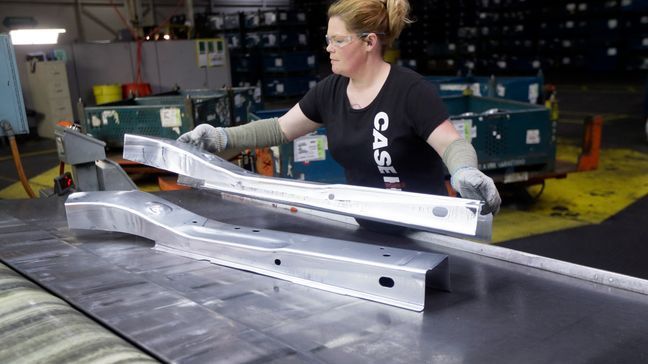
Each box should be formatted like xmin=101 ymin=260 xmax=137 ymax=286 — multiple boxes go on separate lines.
xmin=1 ymin=190 xmax=647 ymax=363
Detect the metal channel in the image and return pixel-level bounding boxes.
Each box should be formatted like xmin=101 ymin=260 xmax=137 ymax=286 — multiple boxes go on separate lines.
xmin=65 ymin=191 xmax=450 ymax=311
xmin=123 ymin=134 xmax=490 ymax=239
xmin=410 ymin=230 xmax=648 ymax=297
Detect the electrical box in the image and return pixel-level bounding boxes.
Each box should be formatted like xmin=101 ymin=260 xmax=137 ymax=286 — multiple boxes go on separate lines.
xmin=0 ymin=34 xmax=29 ymax=136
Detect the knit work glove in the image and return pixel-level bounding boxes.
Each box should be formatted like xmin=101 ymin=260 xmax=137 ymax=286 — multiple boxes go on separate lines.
xmin=451 ymin=167 xmax=501 ymax=215
xmin=177 ymin=124 xmax=227 ymax=153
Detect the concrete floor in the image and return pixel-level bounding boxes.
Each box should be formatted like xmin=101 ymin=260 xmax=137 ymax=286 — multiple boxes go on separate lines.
xmin=496 ymin=81 xmax=648 ymax=278
xmin=1 ymin=79 xmax=647 ymax=279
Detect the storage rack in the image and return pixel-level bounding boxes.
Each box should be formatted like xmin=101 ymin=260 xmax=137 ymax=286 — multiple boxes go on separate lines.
xmin=399 ymin=0 xmax=648 ymax=75
xmin=210 ymin=7 xmax=320 ymax=104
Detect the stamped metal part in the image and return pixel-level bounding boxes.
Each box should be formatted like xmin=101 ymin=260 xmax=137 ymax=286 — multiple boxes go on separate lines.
xmin=123 ymin=134 xmax=490 ymax=239
xmin=65 ymin=190 xmax=450 ymax=311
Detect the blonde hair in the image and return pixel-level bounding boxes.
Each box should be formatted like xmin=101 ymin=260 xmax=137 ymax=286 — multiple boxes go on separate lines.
xmin=328 ymin=0 xmax=413 ymax=49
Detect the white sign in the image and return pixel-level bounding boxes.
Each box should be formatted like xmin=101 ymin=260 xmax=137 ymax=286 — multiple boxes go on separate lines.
xmin=160 ymin=108 xmax=182 ymax=128
xmin=526 ymin=129 xmax=541 ymax=144
xmin=294 ymin=135 xmax=326 ymax=162
xmin=451 ymin=118 xmax=475 ymax=140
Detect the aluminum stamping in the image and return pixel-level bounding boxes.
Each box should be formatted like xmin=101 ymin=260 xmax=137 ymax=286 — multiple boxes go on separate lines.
xmin=122 ymin=134 xmax=490 ymax=239
xmin=65 ymin=190 xmax=450 ymax=311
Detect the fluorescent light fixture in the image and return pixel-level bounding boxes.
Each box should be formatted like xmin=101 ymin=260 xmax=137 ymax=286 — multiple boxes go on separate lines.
xmin=9 ymin=28 xmax=66 ymax=45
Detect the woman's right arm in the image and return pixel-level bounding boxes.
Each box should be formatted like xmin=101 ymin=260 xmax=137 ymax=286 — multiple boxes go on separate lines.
xmin=177 ymin=102 xmax=321 ymax=153
xmin=278 ymin=103 xmax=322 ymax=141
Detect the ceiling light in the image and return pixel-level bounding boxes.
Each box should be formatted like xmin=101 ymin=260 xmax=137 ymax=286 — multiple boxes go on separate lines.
xmin=9 ymin=29 xmax=66 ymax=45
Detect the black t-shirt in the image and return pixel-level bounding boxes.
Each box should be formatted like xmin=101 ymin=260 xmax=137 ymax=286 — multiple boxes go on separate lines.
xmin=299 ymin=65 xmax=450 ymax=196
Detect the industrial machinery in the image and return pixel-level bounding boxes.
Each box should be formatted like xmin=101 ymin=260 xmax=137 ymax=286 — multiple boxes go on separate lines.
xmin=2 ymin=34 xmax=134 ymax=198
xmin=0 ymin=34 xmax=28 ymax=136
xmin=50 ymin=125 xmax=136 ymax=194
xmin=1 ymin=33 xmax=35 ymax=198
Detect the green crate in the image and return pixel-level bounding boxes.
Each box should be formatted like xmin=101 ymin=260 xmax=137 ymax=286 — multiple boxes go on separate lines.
xmin=81 ymin=91 xmax=230 ymax=147
xmin=231 ymin=86 xmax=263 ymax=125
xmin=155 ymin=87 xmax=262 ymax=126
xmin=444 ymin=95 xmax=555 ymax=172
xmin=147 ymin=89 xmax=231 ymax=127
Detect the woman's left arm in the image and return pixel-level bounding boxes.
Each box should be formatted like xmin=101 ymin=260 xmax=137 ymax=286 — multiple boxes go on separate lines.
xmin=426 ymin=119 xmax=463 ymax=157
xmin=426 ymin=120 xmax=502 ymax=215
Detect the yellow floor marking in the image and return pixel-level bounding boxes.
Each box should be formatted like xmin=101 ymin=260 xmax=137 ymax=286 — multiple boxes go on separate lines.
xmin=0 ymin=165 xmax=161 ymax=199
xmin=493 ymin=144 xmax=648 ymax=243
xmin=558 ymin=113 xmax=633 ymax=124
xmin=557 ymin=85 xmax=640 ymax=93
xmin=493 ymin=209 xmax=588 ymax=242
xmin=0 ymin=149 xmax=58 ymax=162
xmin=139 ymin=183 xmax=161 ymax=192
xmin=0 ymin=165 xmax=69 ymax=199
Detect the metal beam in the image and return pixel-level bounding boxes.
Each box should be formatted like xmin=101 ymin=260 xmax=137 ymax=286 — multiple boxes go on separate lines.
xmin=74 ymin=0 xmax=86 ymax=41
xmin=81 ymin=6 xmax=118 ymax=37
xmin=122 ymin=134 xmax=492 ymax=239
xmin=65 ymin=190 xmax=450 ymax=311
xmin=410 ymin=230 xmax=648 ymax=297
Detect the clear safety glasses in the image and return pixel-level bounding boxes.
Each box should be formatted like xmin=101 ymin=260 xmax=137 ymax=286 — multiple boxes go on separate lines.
xmin=325 ymin=32 xmax=385 ymax=48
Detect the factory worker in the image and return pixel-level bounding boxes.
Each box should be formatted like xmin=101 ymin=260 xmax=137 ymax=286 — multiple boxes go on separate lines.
xmin=178 ymin=0 xmax=501 ymax=231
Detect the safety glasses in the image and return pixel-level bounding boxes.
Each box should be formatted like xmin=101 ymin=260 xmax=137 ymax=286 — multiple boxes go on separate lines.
xmin=325 ymin=32 xmax=384 ymax=48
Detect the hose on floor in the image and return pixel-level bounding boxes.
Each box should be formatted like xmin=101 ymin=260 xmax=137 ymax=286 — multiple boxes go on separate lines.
xmin=1 ymin=120 xmax=36 ymax=198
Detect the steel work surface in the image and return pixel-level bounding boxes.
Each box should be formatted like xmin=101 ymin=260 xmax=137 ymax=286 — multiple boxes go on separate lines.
xmin=1 ymin=190 xmax=647 ymax=363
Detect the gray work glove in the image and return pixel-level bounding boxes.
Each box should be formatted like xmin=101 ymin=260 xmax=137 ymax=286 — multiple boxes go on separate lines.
xmin=451 ymin=167 xmax=501 ymax=215
xmin=177 ymin=124 xmax=227 ymax=153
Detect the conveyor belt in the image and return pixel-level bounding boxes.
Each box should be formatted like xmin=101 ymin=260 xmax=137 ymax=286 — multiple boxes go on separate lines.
xmin=1 ymin=190 xmax=648 ymax=363
xmin=0 ymin=263 xmax=156 ymax=363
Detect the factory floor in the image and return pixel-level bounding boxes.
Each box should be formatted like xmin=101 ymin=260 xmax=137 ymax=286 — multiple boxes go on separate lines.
xmin=1 ymin=81 xmax=647 ymax=280
xmin=496 ymin=81 xmax=648 ymax=279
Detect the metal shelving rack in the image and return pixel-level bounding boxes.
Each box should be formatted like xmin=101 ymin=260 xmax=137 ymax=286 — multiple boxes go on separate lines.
xmin=399 ymin=0 xmax=648 ymax=75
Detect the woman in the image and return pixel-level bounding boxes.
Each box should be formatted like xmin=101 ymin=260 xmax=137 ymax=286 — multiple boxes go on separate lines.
xmin=178 ymin=0 xmax=501 ymax=228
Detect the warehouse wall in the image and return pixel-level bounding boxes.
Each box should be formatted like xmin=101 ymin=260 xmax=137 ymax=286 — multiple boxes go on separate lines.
xmin=13 ymin=40 xmax=231 ymax=123
xmin=0 ymin=0 xmax=289 ymax=43
xmin=0 ymin=0 xmax=208 ymax=42
xmin=2 ymin=0 xmax=296 ymax=122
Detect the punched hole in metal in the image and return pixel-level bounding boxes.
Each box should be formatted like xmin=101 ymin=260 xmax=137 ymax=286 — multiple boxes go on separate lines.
xmin=252 ymin=229 xmax=260 ymax=232
xmin=379 ymin=277 xmax=394 ymax=288
xmin=383 ymin=254 xmax=391 ymax=257
xmin=432 ymin=206 xmax=448 ymax=217
xmin=234 ymin=227 xmax=240 ymax=229
xmin=274 ymin=259 xmax=281 ymax=266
